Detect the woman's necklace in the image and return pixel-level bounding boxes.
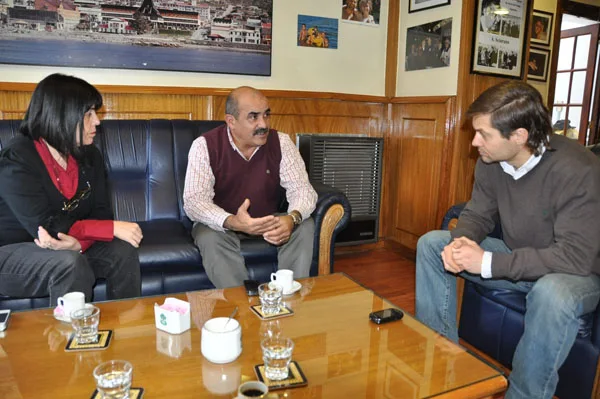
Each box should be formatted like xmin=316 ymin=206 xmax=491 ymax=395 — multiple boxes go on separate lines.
xmin=45 ymin=141 xmax=68 ymax=170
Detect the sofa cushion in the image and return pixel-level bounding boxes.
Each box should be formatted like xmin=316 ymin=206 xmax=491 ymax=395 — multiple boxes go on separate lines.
xmin=137 ymin=220 xmax=202 ymax=273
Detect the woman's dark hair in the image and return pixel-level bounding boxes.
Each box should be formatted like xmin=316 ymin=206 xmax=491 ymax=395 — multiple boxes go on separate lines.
xmin=19 ymin=73 xmax=102 ymax=160
xmin=466 ymin=81 xmax=552 ymax=156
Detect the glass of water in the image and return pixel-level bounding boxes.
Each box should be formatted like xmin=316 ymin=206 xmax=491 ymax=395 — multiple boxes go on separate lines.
xmin=261 ymin=337 xmax=294 ymax=380
xmin=70 ymin=306 xmax=100 ymax=344
xmin=93 ymin=360 xmax=133 ymax=399
xmin=258 ymin=283 xmax=282 ymax=315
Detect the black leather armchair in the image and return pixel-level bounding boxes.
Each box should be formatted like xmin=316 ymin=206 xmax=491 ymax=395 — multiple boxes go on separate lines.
xmin=442 ymin=203 xmax=600 ymax=399
xmin=0 ymin=119 xmax=351 ymax=311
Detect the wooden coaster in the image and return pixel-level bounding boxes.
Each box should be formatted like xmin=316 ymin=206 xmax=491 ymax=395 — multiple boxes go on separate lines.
xmin=254 ymin=361 xmax=308 ymax=390
xmin=65 ymin=330 xmax=113 ymax=351
xmin=90 ymin=387 xmax=144 ymax=399
xmin=250 ymin=305 xmax=294 ymax=320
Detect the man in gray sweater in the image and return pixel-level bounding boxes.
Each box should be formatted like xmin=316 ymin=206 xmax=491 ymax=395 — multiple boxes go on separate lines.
xmin=415 ymin=81 xmax=600 ymax=399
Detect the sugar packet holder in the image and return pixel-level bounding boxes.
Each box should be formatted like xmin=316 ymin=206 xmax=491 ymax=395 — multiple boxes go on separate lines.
xmin=154 ymin=297 xmax=190 ymax=334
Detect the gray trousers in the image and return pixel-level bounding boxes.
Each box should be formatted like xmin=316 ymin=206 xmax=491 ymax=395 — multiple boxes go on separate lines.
xmin=192 ymin=218 xmax=315 ymax=288
xmin=0 ymin=239 xmax=141 ymax=306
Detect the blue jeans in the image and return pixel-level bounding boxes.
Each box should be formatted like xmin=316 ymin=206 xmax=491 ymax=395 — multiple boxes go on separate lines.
xmin=415 ymin=230 xmax=600 ymax=399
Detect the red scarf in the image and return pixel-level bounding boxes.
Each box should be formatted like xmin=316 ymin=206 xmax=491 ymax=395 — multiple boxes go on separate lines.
xmin=34 ymin=139 xmax=79 ymax=199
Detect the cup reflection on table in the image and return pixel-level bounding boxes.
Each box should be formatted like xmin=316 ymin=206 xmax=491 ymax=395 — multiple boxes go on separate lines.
xmin=202 ymin=358 xmax=241 ymax=395
xmin=258 ymin=283 xmax=282 ymax=315
xmin=70 ymin=306 xmax=100 ymax=344
xmin=93 ymin=360 xmax=133 ymax=399
xmin=261 ymin=337 xmax=294 ymax=381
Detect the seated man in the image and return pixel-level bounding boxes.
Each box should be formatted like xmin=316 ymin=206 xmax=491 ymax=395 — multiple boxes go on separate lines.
xmin=183 ymin=86 xmax=317 ymax=288
xmin=415 ymin=81 xmax=600 ymax=399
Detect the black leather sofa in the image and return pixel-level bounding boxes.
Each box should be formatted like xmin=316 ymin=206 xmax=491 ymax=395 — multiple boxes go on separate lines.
xmin=442 ymin=169 xmax=600 ymax=399
xmin=0 ymin=119 xmax=351 ymax=311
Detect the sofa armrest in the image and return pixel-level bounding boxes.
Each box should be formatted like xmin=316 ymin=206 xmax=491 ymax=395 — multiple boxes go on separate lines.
xmin=310 ymin=181 xmax=351 ymax=276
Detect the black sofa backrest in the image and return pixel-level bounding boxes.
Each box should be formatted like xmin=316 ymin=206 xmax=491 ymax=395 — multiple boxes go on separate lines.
xmin=94 ymin=120 xmax=223 ymax=228
xmin=0 ymin=120 xmax=20 ymax=149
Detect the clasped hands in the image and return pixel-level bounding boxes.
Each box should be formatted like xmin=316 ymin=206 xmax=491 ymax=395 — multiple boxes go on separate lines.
xmin=34 ymin=221 xmax=143 ymax=252
xmin=442 ymin=236 xmax=484 ymax=275
xmin=225 ymin=199 xmax=294 ymax=246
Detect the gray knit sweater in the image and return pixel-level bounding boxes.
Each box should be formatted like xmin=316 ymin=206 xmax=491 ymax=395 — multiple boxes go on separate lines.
xmin=451 ymin=134 xmax=600 ymax=280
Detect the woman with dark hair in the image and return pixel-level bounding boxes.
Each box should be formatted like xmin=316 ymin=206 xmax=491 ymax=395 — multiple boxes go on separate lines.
xmin=0 ymin=73 xmax=142 ymax=310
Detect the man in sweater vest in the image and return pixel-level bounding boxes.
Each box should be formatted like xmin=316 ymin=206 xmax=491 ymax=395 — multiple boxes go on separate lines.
xmin=415 ymin=81 xmax=600 ymax=399
xmin=183 ymin=86 xmax=317 ymax=288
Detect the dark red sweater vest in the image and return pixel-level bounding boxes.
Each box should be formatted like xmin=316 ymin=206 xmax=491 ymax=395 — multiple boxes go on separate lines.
xmin=204 ymin=124 xmax=282 ymax=218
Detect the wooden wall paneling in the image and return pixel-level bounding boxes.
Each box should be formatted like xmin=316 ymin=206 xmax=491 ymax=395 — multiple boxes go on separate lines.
xmin=97 ymin=93 xmax=212 ymax=120
xmin=0 ymin=90 xmax=33 ymax=119
xmin=0 ymin=86 xmax=214 ymax=121
xmin=213 ymin=95 xmax=387 ymax=141
xmin=384 ymin=99 xmax=450 ymax=250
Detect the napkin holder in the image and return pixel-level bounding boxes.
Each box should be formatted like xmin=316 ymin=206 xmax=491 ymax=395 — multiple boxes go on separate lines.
xmin=154 ymin=297 xmax=191 ymax=334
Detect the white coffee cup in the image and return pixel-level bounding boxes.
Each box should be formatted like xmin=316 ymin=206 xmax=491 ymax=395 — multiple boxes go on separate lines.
xmin=57 ymin=292 xmax=85 ymax=319
xmin=270 ymin=269 xmax=294 ymax=294
xmin=201 ymin=317 xmax=242 ymax=364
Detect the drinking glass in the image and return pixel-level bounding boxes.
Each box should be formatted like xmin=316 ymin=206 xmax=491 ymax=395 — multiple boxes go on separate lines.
xmin=258 ymin=283 xmax=282 ymax=315
xmin=93 ymin=360 xmax=133 ymax=399
xmin=70 ymin=305 xmax=100 ymax=344
xmin=261 ymin=337 xmax=294 ymax=380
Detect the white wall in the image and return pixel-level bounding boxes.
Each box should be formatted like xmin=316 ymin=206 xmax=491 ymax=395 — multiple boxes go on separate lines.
xmin=396 ymin=1 xmax=462 ymax=97
xmin=0 ymin=1 xmax=389 ymax=96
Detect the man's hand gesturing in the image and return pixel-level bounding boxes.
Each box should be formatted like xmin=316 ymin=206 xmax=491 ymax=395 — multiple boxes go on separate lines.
xmin=224 ymin=199 xmax=279 ymax=235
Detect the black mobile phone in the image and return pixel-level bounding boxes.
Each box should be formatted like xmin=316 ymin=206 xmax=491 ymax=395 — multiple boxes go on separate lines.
xmin=244 ymin=280 xmax=260 ymax=296
xmin=0 ymin=310 xmax=11 ymax=332
xmin=369 ymin=308 xmax=404 ymax=325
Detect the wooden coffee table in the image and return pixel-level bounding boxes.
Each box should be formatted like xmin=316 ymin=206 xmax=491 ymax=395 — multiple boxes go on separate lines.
xmin=0 ymin=273 xmax=506 ymax=398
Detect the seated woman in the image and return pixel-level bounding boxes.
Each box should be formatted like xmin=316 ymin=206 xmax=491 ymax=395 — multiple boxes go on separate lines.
xmin=0 ymin=73 xmax=142 ymax=307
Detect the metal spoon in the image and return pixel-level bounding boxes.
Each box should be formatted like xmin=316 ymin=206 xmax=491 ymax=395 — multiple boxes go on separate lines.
xmin=223 ymin=306 xmax=238 ymax=329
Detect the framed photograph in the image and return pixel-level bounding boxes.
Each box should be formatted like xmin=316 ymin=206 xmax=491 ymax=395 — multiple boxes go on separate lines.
xmin=531 ymin=10 xmax=553 ymax=47
xmin=527 ymin=47 xmax=550 ymax=81
xmin=405 ymin=18 xmax=453 ymax=71
xmin=0 ymin=0 xmax=273 ymax=76
xmin=471 ymin=0 xmax=531 ymax=79
xmin=297 ymin=15 xmax=338 ymax=49
xmin=409 ymin=0 xmax=451 ymax=13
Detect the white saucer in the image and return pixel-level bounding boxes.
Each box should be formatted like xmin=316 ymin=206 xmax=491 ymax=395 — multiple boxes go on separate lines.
xmin=268 ymin=280 xmax=302 ymax=296
xmin=53 ymin=303 xmax=93 ymax=323
xmin=283 ymin=281 xmax=302 ymax=296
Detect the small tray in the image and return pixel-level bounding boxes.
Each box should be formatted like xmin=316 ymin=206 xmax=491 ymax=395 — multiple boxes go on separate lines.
xmin=91 ymin=387 xmax=144 ymax=398
xmin=250 ymin=305 xmax=294 ymax=320
xmin=254 ymin=361 xmax=308 ymax=390
xmin=65 ymin=330 xmax=113 ymax=352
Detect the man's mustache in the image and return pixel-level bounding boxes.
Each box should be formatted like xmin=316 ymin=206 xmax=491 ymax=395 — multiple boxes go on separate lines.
xmin=253 ymin=128 xmax=269 ymax=136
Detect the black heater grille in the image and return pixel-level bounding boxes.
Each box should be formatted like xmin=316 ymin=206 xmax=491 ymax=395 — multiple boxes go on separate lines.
xmin=298 ymin=135 xmax=383 ymax=245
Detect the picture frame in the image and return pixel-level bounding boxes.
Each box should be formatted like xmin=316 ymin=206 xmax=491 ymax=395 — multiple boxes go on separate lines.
xmin=471 ymin=0 xmax=531 ymax=79
xmin=0 ymin=0 xmax=273 ymax=76
xmin=527 ymin=47 xmax=550 ymax=81
xmin=408 ymin=0 xmax=451 ymax=14
xmin=531 ymin=9 xmax=553 ymax=47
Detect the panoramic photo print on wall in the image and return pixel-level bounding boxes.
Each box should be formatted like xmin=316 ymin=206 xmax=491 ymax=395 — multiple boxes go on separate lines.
xmin=0 ymin=0 xmax=273 ymax=76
